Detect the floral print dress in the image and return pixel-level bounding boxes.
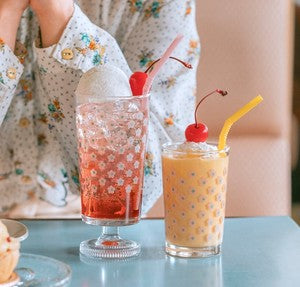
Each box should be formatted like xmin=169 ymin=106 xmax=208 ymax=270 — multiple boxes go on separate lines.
xmin=0 ymin=0 xmax=200 ymax=217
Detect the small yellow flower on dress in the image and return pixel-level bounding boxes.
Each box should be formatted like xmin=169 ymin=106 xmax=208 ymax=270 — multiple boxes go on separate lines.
xmin=21 ymin=175 xmax=32 ymax=184
xmin=164 ymin=113 xmax=174 ymax=126
xmin=189 ymin=40 xmax=198 ymax=49
xmin=187 ymin=40 xmax=200 ymax=57
xmin=185 ymin=0 xmax=192 ymax=16
xmin=19 ymin=117 xmax=30 ymax=128
xmin=0 ymin=38 xmax=5 ymax=51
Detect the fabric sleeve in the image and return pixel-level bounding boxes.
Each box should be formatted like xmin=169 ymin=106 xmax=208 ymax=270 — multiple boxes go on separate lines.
xmin=34 ymin=4 xmax=131 ymax=75
xmin=0 ymin=39 xmax=24 ymax=126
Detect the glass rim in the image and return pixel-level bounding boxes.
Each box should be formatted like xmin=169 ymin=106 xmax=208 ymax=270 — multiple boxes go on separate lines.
xmin=78 ymin=93 xmax=150 ymax=103
xmin=162 ymin=141 xmax=230 ymax=155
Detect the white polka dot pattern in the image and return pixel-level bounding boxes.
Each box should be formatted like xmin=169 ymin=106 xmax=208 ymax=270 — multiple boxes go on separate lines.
xmin=0 ymin=1 xmax=199 ymax=216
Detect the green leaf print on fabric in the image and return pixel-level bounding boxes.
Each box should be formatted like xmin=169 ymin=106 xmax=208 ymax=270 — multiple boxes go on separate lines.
xmin=144 ymin=0 xmax=164 ymax=20
xmin=128 ymin=0 xmax=144 ymax=13
xmin=48 ymin=98 xmax=65 ymax=122
xmin=77 ymin=33 xmax=107 ymax=66
xmin=144 ymin=152 xmax=157 ymax=176
xmin=15 ymin=169 xmax=24 ymax=175
xmin=138 ymin=50 xmax=154 ymax=68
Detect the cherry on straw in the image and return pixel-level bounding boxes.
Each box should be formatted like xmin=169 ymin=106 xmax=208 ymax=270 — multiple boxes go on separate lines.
xmin=129 ymin=57 xmax=192 ymax=96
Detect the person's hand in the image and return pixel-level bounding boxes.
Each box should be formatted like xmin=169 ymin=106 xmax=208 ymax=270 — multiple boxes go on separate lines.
xmin=0 ymin=0 xmax=29 ymax=16
xmin=30 ymin=0 xmax=74 ymax=47
xmin=0 ymin=0 xmax=29 ymax=50
xmin=30 ymin=0 xmax=74 ymax=19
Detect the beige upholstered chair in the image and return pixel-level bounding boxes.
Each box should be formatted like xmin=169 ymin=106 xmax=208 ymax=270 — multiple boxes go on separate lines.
xmin=147 ymin=0 xmax=295 ymax=217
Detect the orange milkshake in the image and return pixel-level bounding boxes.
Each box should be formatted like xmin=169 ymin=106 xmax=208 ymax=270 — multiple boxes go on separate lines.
xmin=162 ymin=142 xmax=229 ymax=257
xmin=161 ymin=89 xmax=262 ymax=258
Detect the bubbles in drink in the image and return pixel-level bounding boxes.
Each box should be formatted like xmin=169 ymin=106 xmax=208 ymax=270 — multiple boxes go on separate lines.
xmin=76 ymin=96 xmax=149 ymax=222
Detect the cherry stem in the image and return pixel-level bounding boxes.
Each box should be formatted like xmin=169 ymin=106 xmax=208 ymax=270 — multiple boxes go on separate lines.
xmin=144 ymin=57 xmax=192 ymax=74
xmin=194 ymin=89 xmax=228 ymax=128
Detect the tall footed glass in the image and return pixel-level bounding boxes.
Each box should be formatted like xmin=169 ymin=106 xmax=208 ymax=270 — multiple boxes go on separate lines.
xmin=76 ymin=94 xmax=149 ymax=258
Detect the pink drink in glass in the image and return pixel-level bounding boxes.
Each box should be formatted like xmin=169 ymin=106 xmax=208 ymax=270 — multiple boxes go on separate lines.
xmin=76 ymin=95 xmax=149 ymax=225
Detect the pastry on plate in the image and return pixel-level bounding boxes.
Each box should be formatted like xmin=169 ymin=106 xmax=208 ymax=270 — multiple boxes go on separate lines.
xmin=0 ymin=220 xmax=20 ymax=283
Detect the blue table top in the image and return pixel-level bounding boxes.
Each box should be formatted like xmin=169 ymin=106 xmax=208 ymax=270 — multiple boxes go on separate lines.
xmin=21 ymin=216 xmax=300 ymax=287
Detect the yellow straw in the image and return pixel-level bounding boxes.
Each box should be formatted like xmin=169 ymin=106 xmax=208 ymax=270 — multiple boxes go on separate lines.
xmin=218 ymin=95 xmax=263 ymax=150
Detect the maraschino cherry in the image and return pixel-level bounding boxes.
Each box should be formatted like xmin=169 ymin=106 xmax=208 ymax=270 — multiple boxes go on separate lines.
xmin=129 ymin=71 xmax=148 ymax=96
xmin=129 ymin=57 xmax=192 ymax=96
xmin=185 ymin=89 xmax=228 ymax=142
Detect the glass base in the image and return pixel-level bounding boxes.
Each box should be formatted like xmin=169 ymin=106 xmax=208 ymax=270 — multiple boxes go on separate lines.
xmin=82 ymin=215 xmax=139 ymax=226
xmin=80 ymin=238 xmax=140 ymax=259
xmin=165 ymin=242 xmax=221 ymax=258
xmin=79 ymin=226 xmax=140 ymax=259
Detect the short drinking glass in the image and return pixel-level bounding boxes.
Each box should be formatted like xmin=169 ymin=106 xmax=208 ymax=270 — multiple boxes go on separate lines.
xmin=162 ymin=142 xmax=229 ymax=258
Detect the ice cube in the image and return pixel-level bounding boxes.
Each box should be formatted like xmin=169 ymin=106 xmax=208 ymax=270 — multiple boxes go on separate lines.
xmin=75 ymin=64 xmax=132 ymax=104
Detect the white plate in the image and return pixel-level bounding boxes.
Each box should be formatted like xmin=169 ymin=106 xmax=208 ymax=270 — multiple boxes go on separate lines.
xmin=1 ymin=219 xmax=28 ymax=241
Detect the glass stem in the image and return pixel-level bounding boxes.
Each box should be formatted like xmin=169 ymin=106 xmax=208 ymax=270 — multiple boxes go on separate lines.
xmin=102 ymin=226 xmax=119 ymax=237
xmin=96 ymin=226 xmax=120 ymax=245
